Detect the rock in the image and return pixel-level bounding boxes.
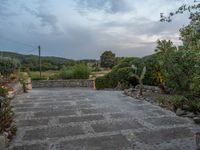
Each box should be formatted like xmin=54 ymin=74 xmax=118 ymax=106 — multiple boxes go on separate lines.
xmin=196 ymin=132 xmax=200 ymax=149
xmin=0 ymin=135 xmax=6 ymax=150
xmin=176 ymin=108 xmax=186 ymax=116
xmin=194 ymin=117 xmax=200 ymax=124
xmin=183 ymin=112 xmax=196 ymax=118
xmin=182 ymin=105 xmax=190 ymax=111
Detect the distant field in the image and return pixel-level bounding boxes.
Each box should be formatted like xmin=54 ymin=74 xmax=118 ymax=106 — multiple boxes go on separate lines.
xmin=90 ymin=70 xmax=111 ymax=79
xmin=30 ymin=69 xmax=110 ymax=80
xmin=30 ymin=71 xmax=59 ymax=80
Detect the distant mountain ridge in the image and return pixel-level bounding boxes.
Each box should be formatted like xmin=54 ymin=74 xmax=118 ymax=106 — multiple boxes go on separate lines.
xmin=0 ymin=51 xmax=71 ymax=62
xmin=0 ymin=51 xmax=97 ymax=71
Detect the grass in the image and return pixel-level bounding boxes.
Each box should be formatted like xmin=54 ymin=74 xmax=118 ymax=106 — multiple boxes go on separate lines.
xmin=30 ymin=70 xmax=59 ymax=80
xmin=30 ymin=69 xmax=111 ymax=80
xmin=90 ymin=70 xmax=111 ymax=79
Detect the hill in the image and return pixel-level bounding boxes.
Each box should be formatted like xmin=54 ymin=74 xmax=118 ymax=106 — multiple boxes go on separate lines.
xmin=0 ymin=51 xmax=97 ymax=71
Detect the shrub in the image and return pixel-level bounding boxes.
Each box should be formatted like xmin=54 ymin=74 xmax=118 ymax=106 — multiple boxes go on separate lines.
xmin=95 ymin=76 xmax=111 ymax=90
xmin=31 ymin=76 xmax=47 ymax=80
xmin=72 ymin=64 xmax=90 ymax=79
xmin=170 ymin=95 xmax=186 ymax=110
xmin=49 ymin=74 xmax=59 ymax=80
xmin=0 ymin=86 xmax=9 ymax=97
xmin=59 ymin=66 xmax=73 ymax=79
xmin=0 ymin=98 xmax=17 ymax=141
xmin=155 ymin=96 xmax=165 ymax=105
xmin=188 ymin=99 xmax=200 ymax=113
xmin=0 ymin=57 xmax=20 ymax=76
xmin=19 ymin=72 xmax=31 ymax=92
xmin=59 ymin=64 xmax=90 ymax=79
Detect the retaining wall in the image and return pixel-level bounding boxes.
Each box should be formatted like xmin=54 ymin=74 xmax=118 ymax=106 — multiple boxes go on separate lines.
xmin=32 ymin=80 xmax=95 ymax=89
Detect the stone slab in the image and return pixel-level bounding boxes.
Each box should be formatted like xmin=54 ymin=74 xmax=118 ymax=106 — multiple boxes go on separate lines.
xmin=59 ymin=115 xmax=104 ymax=124
xmin=60 ymin=134 xmax=134 ymax=150
xmin=23 ymin=125 xmax=85 ymax=140
xmin=91 ymin=119 xmax=142 ymax=133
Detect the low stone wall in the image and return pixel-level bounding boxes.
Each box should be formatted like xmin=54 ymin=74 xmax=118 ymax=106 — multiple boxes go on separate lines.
xmin=32 ymin=80 xmax=95 ymax=89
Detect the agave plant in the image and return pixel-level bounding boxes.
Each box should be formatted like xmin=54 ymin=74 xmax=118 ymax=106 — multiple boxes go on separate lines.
xmin=130 ymin=65 xmax=146 ymax=96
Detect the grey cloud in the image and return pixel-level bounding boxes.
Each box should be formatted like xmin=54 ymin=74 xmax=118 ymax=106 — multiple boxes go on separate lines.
xmin=0 ymin=0 xmax=17 ymax=18
xmin=75 ymin=0 xmax=132 ymax=14
xmin=22 ymin=4 xmax=58 ymax=31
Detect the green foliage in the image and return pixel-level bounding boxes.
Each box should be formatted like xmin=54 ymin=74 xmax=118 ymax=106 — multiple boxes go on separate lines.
xmin=155 ymin=39 xmax=200 ymax=95
xmin=170 ymin=95 xmax=186 ymax=110
xmin=72 ymin=64 xmax=90 ymax=79
xmin=95 ymin=76 xmax=110 ymax=90
xmin=100 ymin=51 xmax=116 ymax=68
xmin=1 ymin=51 xmax=99 ymax=72
xmin=130 ymin=65 xmax=146 ymax=95
xmin=59 ymin=64 xmax=90 ymax=79
xmin=190 ymin=99 xmax=200 ymax=112
xmin=59 ymin=66 xmax=73 ymax=79
xmin=155 ymin=96 xmax=165 ymax=105
xmin=0 ymin=57 xmax=20 ymax=76
xmin=31 ymin=76 xmax=47 ymax=80
xmin=0 ymin=98 xmax=17 ymax=140
xmin=19 ymin=72 xmax=31 ymax=92
xmin=0 ymin=86 xmax=9 ymax=97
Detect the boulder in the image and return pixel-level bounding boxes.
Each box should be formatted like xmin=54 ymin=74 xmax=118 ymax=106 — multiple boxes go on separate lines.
xmin=194 ymin=117 xmax=200 ymax=124
xmin=183 ymin=112 xmax=196 ymax=118
xmin=176 ymin=108 xmax=186 ymax=116
xmin=182 ymin=105 xmax=190 ymax=111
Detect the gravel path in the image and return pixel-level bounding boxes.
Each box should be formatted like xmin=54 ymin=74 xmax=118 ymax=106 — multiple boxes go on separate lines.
xmin=9 ymin=88 xmax=200 ymax=150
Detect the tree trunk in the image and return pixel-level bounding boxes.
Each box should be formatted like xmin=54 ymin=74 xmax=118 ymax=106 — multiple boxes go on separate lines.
xmin=139 ymin=79 xmax=143 ymax=96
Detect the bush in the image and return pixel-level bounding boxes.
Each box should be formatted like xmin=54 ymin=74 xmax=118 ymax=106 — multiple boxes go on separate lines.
xmin=95 ymin=76 xmax=111 ymax=90
xmin=59 ymin=66 xmax=73 ymax=79
xmin=31 ymin=76 xmax=47 ymax=80
xmin=155 ymin=96 xmax=165 ymax=105
xmin=59 ymin=64 xmax=90 ymax=79
xmin=0 ymin=98 xmax=17 ymax=141
xmin=0 ymin=86 xmax=9 ymax=97
xmin=0 ymin=57 xmax=20 ymax=76
xmin=170 ymin=95 xmax=186 ymax=110
xmin=49 ymin=74 xmax=59 ymax=80
xmin=72 ymin=64 xmax=90 ymax=79
xmin=191 ymin=100 xmax=200 ymax=112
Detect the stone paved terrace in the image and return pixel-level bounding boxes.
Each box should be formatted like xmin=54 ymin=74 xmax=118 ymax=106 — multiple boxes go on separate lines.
xmin=9 ymin=88 xmax=200 ymax=150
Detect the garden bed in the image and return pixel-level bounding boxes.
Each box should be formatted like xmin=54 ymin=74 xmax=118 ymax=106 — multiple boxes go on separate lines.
xmin=124 ymin=86 xmax=200 ymax=124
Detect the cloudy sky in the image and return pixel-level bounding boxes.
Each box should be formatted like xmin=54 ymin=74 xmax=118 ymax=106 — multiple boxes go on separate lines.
xmin=0 ymin=0 xmax=191 ymax=59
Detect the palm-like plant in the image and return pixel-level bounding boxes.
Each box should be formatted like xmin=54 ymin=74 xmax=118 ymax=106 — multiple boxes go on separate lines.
xmin=155 ymin=39 xmax=174 ymax=54
xmin=130 ymin=65 xmax=146 ymax=96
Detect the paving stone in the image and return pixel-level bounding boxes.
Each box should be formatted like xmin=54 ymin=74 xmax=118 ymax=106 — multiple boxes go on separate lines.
xmin=23 ymin=125 xmax=85 ymax=140
xmin=110 ymin=113 xmax=132 ymax=119
xmin=60 ymin=134 xmax=134 ymax=150
xmin=145 ymin=116 xmax=188 ymax=126
xmin=34 ymin=110 xmax=76 ymax=118
xmin=17 ymin=119 xmax=49 ymax=127
xmin=134 ymin=127 xmax=193 ymax=144
xmin=12 ymin=103 xmax=34 ymax=108
xmin=91 ymin=119 xmax=142 ymax=133
xmin=59 ymin=115 xmax=105 ymax=124
xmin=14 ymin=107 xmax=50 ymax=112
xmin=9 ymin=88 xmax=199 ymax=149
xmin=11 ymin=144 xmax=48 ymax=150
xmin=81 ymin=108 xmax=118 ymax=114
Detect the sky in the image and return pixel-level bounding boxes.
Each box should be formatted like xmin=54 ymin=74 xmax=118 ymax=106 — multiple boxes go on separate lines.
xmin=0 ymin=0 xmax=192 ymax=59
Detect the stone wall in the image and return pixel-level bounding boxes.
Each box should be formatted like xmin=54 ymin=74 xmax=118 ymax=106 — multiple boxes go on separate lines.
xmin=32 ymin=80 xmax=95 ymax=89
